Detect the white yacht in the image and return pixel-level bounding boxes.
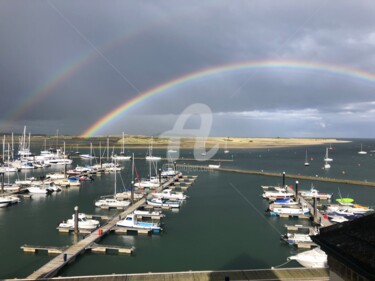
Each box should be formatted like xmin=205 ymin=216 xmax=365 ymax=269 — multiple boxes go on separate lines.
xmin=58 ymin=213 xmax=100 ymax=230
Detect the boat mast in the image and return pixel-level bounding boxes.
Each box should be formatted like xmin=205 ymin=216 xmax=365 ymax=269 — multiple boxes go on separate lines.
xmin=121 ymin=132 xmax=125 ymax=154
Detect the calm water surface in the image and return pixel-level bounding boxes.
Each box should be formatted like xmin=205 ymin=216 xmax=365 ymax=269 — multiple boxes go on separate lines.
xmin=1 ymin=139 xmax=375 ymax=278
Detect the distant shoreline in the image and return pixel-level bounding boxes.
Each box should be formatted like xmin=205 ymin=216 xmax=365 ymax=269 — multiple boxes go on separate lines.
xmin=10 ymin=135 xmax=351 ymax=150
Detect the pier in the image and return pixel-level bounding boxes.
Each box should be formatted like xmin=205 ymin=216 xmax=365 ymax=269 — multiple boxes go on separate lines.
xmin=26 ymin=174 xmax=181 ymax=279
xmin=18 ymin=267 xmax=329 ymax=281
xmin=176 ymin=164 xmax=375 ymax=187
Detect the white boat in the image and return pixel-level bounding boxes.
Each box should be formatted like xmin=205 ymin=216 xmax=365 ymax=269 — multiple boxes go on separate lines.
xmin=27 ymin=186 xmax=53 ymax=194
xmin=0 ymin=196 xmax=20 ymax=207
xmin=80 ymin=143 xmax=95 ymax=159
xmin=152 ymin=189 xmax=187 ymax=200
xmin=324 ymin=147 xmax=333 ymax=162
xmin=281 ymin=232 xmax=315 ymax=246
xmin=262 ymin=189 xmax=294 ymax=200
xmin=299 ymin=186 xmax=332 ymax=200
xmin=328 ymin=215 xmax=349 ymax=223
xmin=269 ymin=204 xmax=310 ymax=216
xmin=269 ymin=198 xmax=299 ymax=206
xmin=324 ymin=162 xmax=331 ymax=169
xmin=112 ymin=132 xmax=131 ymax=160
xmin=161 ymin=167 xmax=179 ymax=177
xmin=44 ymin=158 xmax=72 ymax=165
xmin=208 ymin=164 xmax=220 ymax=169
xmin=133 ymin=209 xmax=164 ymax=217
xmin=116 ymin=214 xmax=162 ymax=233
xmin=288 ymin=247 xmax=327 ymax=268
xmin=46 ymin=172 xmax=66 ymax=180
xmin=224 ymin=138 xmax=229 ymax=154
xmin=147 ymin=198 xmax=181 ymax=208
xmin=145 ymin=138 xmax=161 ymax=160
xmin=94 ymin=170 xmax=131 ymax=208
xmin=115 ymin=191 xmax=144 ymax=201
xmin=95 ymin=197 xmax=131 ymax=208
xmin=358 ymin=144 xmax=367 ymax=155
xmin=138 ymin=177 xmax=162 ymax=189
xmin=58 ymin=213 xmax=100 ymax=230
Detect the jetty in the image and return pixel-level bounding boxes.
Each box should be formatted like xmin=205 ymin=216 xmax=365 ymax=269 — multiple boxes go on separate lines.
xmin=26 ymin=174 xmax=182 ymax=279
xmin=176 ymin=164 xmax=375 ymax=187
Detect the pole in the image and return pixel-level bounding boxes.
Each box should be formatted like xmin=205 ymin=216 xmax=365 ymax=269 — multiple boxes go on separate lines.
xmin=173 ymin=161 xmax=177 ymax=173
xmin=74 ymin=206 xmax=79 ymax=234
xmin=295 ymin=181 xmax=299 ymax=201
xmin=282 ymin=172 xmax=286 ymax=190
xmin=1 ymin=173 xmax=4 ymax=193
xmin=158 ymin=168 xmax=162 ymax=187
xmin=131 ymin=181 xmax=134 ymax=204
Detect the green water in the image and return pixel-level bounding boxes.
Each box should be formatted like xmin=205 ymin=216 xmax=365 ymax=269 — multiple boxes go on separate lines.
xmin=1 ymin=140 xmax=375 ymax=278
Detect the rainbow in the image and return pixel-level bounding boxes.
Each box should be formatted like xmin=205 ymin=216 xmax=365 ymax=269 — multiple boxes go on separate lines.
xmin=80 ymin=59 xmax=375 ymax=138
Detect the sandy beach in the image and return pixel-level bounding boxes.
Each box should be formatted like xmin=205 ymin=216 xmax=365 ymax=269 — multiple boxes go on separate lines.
xmin=6 ymin=135 xmax=350 ymax=150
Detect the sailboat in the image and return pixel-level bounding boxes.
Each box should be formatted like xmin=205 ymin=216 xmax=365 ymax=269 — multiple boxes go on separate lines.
xmin=324 ymin=147 xmax=333 ymax=162
xmin=79 ymin=143 xmax=95 ymax=159
xmin=304 ymin=150 xmax=310 ymax=166
xmin=358 ymin=144 xmax=367 ymax=155
xmin=95 ymin=168 xmax=131 ymax=208
xmin=224 ymin=137 xmax=229 ymax=154
xmin=112 ymin=132 xmax=131 ymax=160
xmin=145 ymin=137 xmax=161 ymax=160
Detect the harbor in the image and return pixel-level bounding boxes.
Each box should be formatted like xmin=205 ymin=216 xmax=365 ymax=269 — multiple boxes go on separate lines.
xmin=1 ymin=139 xmax=375 ymax=279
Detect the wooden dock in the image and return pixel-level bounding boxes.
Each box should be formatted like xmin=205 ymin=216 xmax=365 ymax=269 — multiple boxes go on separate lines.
xmin=21 ymin=245 xmax=68 ymax=255
xmin=19 ymin=267 xmax=329 ymax=281
xmin=26 ymin=174 xmax=181 ymax=279
xmin=89 ymin=243 xmax=134 ymax=255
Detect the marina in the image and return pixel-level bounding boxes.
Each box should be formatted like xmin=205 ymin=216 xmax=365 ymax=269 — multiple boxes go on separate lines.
xmin=1 ymin=140 xmax=375 ymax=279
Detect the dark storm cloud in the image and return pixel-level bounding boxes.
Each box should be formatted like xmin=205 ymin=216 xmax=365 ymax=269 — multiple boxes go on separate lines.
xmin=1 ymin=0 xmax=375 ymax=136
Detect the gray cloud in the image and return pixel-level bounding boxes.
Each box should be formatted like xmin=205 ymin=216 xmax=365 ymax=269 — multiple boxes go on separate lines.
xmin=1 ymin=0 xmax=375 ymax=137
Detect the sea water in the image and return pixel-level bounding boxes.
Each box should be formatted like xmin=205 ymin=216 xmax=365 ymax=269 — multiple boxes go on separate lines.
xmin=1 ymin=139 xmax=375 ymax=278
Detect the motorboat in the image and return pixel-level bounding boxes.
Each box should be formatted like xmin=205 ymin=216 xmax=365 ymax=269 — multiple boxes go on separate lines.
xmin=281 ymin=232 xmax=316 ymax=246
xmin=288 ymin=247 xmax=327 ymax=268
xmin=133 ymin=209 xmax=165 ymax=218
xmin=59 ymin=213 xmax=100 ymax=230
xmin=208 ymin=164 xmax=221 ymax=169
xmin=152 ymin=189 xmax=187 ymax=200
xmin=27 ymin=185 xmax=54 ymax=194
xmin=0 ymin=196 xmax=20 ymax=207
xmin=116 ymin=214 xmax=162 ymax=233
xmin=94 ymin=198 xmax=130 ymax=208
xmin=269 ymin=198 xmax=299 ymax=206
xmin=46 ymin=172 xmax=66 ymax=180
xmin=161 ymin=167 xmax=179 ymax=177
xmin=147 ymin=198 xmax=181 ymax=208
xmin=268 ymin=204 xmax=310 ymax=216
xmin=262 ymin=189 xmax=294 ymax=200
xmin=299 ymin=186 xmax=332 ymax=200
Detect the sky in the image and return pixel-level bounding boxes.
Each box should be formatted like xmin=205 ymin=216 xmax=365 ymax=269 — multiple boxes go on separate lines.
xmin=1 ymin=0 xmax=375 ymax=138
